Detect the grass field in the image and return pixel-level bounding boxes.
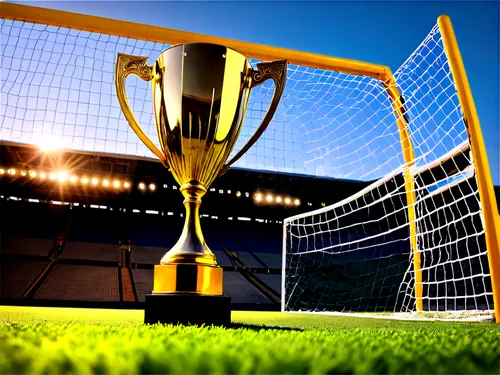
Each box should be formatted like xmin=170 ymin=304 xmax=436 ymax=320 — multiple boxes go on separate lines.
xmin=0 ymin=306 xmax=499 ymax=374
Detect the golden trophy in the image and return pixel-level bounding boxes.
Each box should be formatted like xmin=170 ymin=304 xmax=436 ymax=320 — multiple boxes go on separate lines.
xmin=115 ymin=43 xmax=287 ymax=325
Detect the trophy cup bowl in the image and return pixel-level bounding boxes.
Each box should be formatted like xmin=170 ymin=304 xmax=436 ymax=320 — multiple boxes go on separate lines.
xmin=115 ymin=43 xmax=287 ymax=325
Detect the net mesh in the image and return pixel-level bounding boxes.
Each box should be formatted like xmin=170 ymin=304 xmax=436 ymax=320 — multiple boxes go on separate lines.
xmin=1 ymin=18 xmax=405 ymax=181
xmin=283 ymin=25 xmax=493 ymax=318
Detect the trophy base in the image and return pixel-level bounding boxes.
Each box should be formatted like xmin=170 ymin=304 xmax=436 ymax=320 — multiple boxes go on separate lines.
xmin=144 ymin=293 xmax=231 ymax=326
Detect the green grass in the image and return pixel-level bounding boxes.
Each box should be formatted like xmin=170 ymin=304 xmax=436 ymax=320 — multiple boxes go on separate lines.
xmin=0 ymin=306 xmax=499 ymax=374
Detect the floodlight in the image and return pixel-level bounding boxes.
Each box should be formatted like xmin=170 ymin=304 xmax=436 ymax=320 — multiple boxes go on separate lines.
xmin=276 ymin=196 xmax=283 ymax=203
xmin=149 ymin=183 xmax=156 ymax=191
xmin=57 ymin=172 xmax=68 ymax=182
xmin=138 ymin=182 xmax=146 ymax=190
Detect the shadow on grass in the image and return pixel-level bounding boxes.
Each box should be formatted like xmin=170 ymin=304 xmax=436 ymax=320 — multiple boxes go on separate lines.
xmin=227 ymin=322 xmax=303 ymax=332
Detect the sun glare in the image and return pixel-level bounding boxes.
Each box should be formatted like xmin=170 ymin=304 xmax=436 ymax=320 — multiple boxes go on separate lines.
xmin=36 ymin=135 xmax=64 ymax=152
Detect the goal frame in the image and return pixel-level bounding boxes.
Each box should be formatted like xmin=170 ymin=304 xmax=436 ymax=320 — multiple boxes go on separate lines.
xmin=1 ymin=3 xmax=499 ymax=322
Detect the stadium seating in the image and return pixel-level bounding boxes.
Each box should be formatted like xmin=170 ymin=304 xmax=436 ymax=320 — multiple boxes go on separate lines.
xmin=255 ymin=274 xmax=282 ymax=296
xmin=131 ymin=246 xmax=166 ymax=264
xmin=1 ymin=236 xmax=54 ymax=257
xmin=0 ymin=258 xmax=49 ymax=299
xmin=34 ymin=264 xmax=120 ymax=302
xmin=131 ymin=268 xmax=153 ymax=302
xmin=60 ymin=241 xmax=120 ymax=262
xmin=0 ymin=198 xmax=283 ymax=307
xmin=222 ymin=272 xmax=272 ymax=304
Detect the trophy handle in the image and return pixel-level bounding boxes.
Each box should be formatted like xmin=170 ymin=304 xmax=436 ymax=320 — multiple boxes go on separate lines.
xmin=219 ymin=60 xmax=288 ymax=176
xmin=115 ymin=53 xmax=168 ymax=167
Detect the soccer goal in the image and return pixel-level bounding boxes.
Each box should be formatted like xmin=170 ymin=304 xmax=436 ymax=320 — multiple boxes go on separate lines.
xmin=281 ymin=19 xmax=500 ymax=322
xmin=1 ymin=4 xmax=499 ymax=321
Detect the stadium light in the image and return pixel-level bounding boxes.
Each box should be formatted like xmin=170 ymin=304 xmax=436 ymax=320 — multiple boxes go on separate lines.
xmin=124 ymin=181 xmax=131 ymax=188
xmin=81 ymin=177 xmax=89 ymax=185
xmin=266 ymin=194 xmax=273 ymax=203
xmin=236 ymin=191 xmax=242 ymax=197
xmin=276 ymin=196 xmax=283 ymax=203
xmin=49 ymin=172 xmax=56 ymax=181
xmin=91 ymin=177 xmax=99 ymax=186
xmin=284 ymin=197 xmax=291 ymax=205
xmin=149 ymin=183 xmax=156 ymax=191
xmin=29 ymin=170 xmax=37 ymax=178
xmin=70 ymin=175 xmax=78 ymax=183
xmin=138 ymin=182 xmax=146 ymax=190
xmin=245 ymin=192 xmax=250 ymax=198
xmin=20 ymin=170 xmax=27 ymax=176
xmin=113 ymin=180 xmax=121 ymax=188
xmin=227 ymin=190 xmax=231 ymax=194
xmin=40 ymin=172 xmax=47 ymax=180
xmin=0 ymin=168 xmax=5 ymax=175
xmin=8 ymin=168 xmax=16 ymax=175
xmin=294 ymin=198 xmax=301 ymax=206
xmin=36 ymin=135 xmax=63 ymax=152
xmin=102 ymin=179 xmax=110 ymax=187
xmin=57 ymin=172 xmax=68 ymax=182
xmin=255 ymin=193 xmax=263 ymax=202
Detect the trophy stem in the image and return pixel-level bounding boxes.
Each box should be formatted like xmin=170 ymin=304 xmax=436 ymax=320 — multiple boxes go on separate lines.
xmin=160 ymin=182 xmax=218 ymax=266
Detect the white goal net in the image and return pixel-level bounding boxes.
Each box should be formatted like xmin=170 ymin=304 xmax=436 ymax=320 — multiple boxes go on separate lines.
xmin=283 ymin=24 xmax=494 ymax=320
xmin=1 ymin=16 xmax=403 ymax=181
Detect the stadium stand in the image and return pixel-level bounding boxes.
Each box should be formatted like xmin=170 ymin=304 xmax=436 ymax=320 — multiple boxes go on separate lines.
xmin=60 ymin=242 xmax=120 ymax=262
xmin=1 ymin=236 xmax=54 ymax=257
xmin=0 ymin=258 xmax=49 ymax=299
xmin=34 ymin=264 xmax=120 ymax=302
xmin=1 ymin=145 xmax=495 ymax=311
xmin=131 ymin=268 xmax=153 ymax=303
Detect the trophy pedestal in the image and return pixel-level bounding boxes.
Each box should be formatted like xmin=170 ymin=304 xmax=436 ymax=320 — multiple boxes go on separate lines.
xmin=144 ymin=294 xmax=231 ymax=326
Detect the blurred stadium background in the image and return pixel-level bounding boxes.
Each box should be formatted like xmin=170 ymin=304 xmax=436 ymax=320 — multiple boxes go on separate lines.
xmin=0 ymin=142 xmax=373 ymax=310
xmin=1 ymin=142 xmax=498 ymax=311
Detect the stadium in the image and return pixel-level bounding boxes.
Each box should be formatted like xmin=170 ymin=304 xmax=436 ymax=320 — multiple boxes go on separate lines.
xmin=1 ymin=2 xmax=499 ymax=374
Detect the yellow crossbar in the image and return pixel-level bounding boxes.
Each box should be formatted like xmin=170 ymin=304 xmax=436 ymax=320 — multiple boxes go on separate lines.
xmin=0 ymin=2 xmax=389 ymax=79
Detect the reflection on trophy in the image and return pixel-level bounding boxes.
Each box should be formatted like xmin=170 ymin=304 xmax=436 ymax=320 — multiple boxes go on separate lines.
xmin=115 ymin=43 xmax=287 ymax=325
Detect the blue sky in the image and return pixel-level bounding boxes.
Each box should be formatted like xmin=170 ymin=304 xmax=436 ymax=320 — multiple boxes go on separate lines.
xmin=6 ymin=0 xmax=500 ymax=185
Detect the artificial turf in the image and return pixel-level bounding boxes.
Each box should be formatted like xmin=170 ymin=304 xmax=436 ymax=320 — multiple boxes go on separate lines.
xmin=0 ymin=306 xmax=498 ymax=374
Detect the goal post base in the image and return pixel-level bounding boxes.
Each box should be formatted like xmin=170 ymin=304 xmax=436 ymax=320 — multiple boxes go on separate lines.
xmin=284 ymin=310 xmax=495 ymax=323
